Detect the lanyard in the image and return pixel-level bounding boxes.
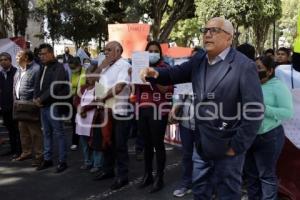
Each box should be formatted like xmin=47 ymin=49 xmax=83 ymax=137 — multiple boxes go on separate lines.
xmin=291 ymin=65 xmax=294 ymax=89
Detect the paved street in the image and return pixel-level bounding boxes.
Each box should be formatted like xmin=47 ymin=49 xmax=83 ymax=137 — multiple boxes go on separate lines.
xmin=0 ymin=125 xmax=193 ymax=200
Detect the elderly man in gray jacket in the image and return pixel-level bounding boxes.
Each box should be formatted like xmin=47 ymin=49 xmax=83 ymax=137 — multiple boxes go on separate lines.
xmin=141 ymin=17 xmax=264 ymax=200
xmin=13 ymin=49 xmax=43 ymax=166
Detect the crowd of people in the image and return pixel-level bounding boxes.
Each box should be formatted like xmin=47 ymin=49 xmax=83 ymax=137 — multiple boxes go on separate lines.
xmin=0 ymin=17 xmax=299 ymax=200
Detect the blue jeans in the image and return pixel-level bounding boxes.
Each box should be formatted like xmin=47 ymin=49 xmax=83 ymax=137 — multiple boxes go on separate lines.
xmin=193 ymin=151 xmax=245 ymax=200
xmin=80 ymin=136 xmax=103 ymax=168
xmin=41 ymin=106 xmax=67 ymax=162
xmin=245 ymin=125 xmax=285 ymax=200
xmin=80 ymin=136 xmax=92 ymax=166
xmin=178 ymin=125 xmax=195 ymax=189
xmin=192 ymin=147 xmax=210 ymax=193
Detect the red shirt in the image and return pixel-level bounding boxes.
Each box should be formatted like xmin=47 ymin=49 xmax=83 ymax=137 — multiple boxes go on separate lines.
xmin=137 ymin=61 xmax=173 ymax=115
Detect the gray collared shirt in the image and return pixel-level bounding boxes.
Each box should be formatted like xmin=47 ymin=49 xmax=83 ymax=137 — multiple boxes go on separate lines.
xmin=206 ymin=47 xmax=231 ymax=65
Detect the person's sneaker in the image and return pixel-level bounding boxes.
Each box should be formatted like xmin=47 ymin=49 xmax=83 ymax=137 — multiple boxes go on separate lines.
xmin=55 ymin=162 xmax=68 ymax=173
xmin=80 ymin=164 xmax=92 ymax=170
xmin=36 ymin=160 xmax=53 ymax=171
xmin=90 ymin=167 xmax=100 ymax=173
xmin=70 ymin=145 xmax=78 ymax=151
xmin=173 ymin=187 xmax=192 ymax=197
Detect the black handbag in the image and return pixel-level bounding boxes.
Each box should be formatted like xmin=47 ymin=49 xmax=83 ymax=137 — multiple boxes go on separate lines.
xmin=13 ymin=100 xmax=40 ymax=121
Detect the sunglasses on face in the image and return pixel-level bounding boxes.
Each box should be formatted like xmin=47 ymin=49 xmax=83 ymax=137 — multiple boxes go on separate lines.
xmin=200 ymin=27 xmax=230 ymax=35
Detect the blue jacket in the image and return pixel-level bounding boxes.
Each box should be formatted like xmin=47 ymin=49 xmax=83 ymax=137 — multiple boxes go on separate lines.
xmin=149 ymin=48 xmax=264 ymax=159
xmin=14 ymin=62 xmax=41 ymax=101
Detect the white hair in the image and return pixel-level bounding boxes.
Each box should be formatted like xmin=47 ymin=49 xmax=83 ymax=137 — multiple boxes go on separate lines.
xmin=209 ymin=17 xmax=234 ymax=36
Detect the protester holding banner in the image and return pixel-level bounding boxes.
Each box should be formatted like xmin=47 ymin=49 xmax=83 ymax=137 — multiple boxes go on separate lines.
xmin=12 ymin=50 xmax=43 ymax=166
xmin=0 ymin=52 xmax=22 ymax=159
xmin=244 ymin=56 xmax=293 ymax=200
xmin=136 ymin=41 xmax=173 ymax=193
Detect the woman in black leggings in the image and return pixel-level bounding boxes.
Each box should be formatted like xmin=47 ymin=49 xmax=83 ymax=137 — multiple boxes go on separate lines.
xmin=136 ymin=41 xmax=173 ymax=193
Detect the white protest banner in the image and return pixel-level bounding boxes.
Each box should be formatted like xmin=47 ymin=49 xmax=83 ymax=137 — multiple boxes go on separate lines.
xmin=0 ymin=37 xmax=26 ymax=67
xmin=282 ymin=89 xmax=300 ymax=149
xmin=275 ymin=65 xmax=300 ymax=89
xmin=174 ymin=83 xmax=193 ymax=96
xmin=76 ymin=48 xmax=89 ymax=64
xmin=173 ymin=58 xmax=193 ymax=95
xmin=131 ymin=51 xmax=149 ymax=84
xmin=276 ymin=65 xmax=300 ymax=149
xmin=164 ymin=124 xmax=182 ymax=147
xmin=97 ymin=53 xmax=105 ymax=66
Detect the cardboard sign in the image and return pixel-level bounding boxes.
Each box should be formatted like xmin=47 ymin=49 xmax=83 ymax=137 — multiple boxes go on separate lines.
xmin=108 ymin=24 xmax=150 ymax=58
xmin=131 ymin=51 xmax=149 ymax=84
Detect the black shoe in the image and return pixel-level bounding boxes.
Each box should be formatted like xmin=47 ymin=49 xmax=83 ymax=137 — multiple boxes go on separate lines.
xmin=149 ymin=176 xmax=164 ymax=193
xmin=93 ymin=171 xmax=115 ymax=181
xmin=110 ymin=178 xmax=129 ymax=190
xmin=31 ymin=159 xmax=43 ymax=167
xmin=36 ymin=160 xmax=53 ymax=171
xmin=138 ymin=173 xmax=153 ymax=189
xmin=55 ymin=162 xmax=68 ymax=173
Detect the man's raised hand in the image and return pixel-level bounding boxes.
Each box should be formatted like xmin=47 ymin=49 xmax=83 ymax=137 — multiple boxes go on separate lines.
xmin=139 ymin=67 xmax=159 ymax=83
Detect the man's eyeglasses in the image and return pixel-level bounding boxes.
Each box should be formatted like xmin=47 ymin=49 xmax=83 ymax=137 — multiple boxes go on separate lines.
xmin=200 ymin=27 xmax=230 ymax=35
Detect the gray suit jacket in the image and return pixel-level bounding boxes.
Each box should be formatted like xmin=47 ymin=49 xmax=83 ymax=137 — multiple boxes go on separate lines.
xmin=150 ymin=48 xmax=264 ymax=159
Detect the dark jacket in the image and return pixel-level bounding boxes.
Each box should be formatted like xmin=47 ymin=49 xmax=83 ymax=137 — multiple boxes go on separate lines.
xmin=63 ymin=53 xmax=74 ymax=64
xmin=0 ymin=66 xmax=17 ymax=112
xmin=149 ymin=48 xmax=264 ymax=159
xmin=34 ymin=60 xmax=70 ymax=107
xmin=14 ymin=62 xmax=41 ymax=101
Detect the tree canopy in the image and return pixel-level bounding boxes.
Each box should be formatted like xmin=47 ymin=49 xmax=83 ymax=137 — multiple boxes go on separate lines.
xmin=2 ymin=0 xmax=296 ymax=55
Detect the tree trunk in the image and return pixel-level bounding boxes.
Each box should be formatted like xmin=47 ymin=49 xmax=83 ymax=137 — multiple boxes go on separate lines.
xmin=0 ymin=18 xmax=7 ymax=38
xmin=253 ymin=22 xmax=271 ymax=55
xmin=151 ymin=0 xmax=168 ymax=40
xmin=98 ymin=33 xmax=102 ymax=53
xmin=156 ymin=0 xmax=194 ymax=42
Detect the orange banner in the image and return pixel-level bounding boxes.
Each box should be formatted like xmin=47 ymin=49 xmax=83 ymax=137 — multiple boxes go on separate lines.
xmin=164 ymin=46 xmax=193 ymax=58
xmin=108 ymin=24 xmax=150 ymax=58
